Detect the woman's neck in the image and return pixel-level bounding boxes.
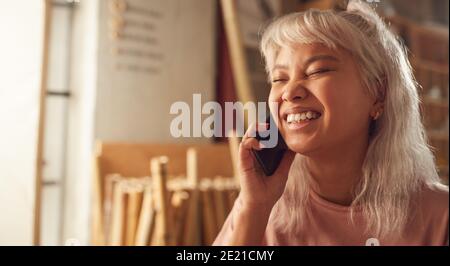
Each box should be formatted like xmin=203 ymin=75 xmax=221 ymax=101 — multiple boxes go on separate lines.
xmin=305 ymin=136 xmax=369 ymax=206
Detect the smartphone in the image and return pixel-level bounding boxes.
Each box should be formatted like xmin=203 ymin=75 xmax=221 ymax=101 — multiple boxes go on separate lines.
xmin=251 ymin=115 xmax=287 ymax=176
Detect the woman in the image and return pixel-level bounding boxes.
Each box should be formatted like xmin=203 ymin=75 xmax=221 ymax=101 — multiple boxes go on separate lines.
xmin=213 ymin=0 xmax=448 ymax=246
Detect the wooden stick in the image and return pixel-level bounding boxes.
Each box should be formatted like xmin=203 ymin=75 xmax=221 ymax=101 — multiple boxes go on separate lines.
xmin=125 ymin=182 xmax=144 ymax=246
xmin=151 ymin=157 xmax=174 ymax=246
xmin=187 ymin=148 xmax=198 ymax=187
xmin=200 ymin=180 xmax=218 ymax=245
xmin=109 ymin=181 xmax=127 ymax=246
xmin=171 ymin=190 xmax=190 ymax=246
xmin=212 ymin=177 xmax=227 ymax=231
xmin=182 ymin=148 xmax=201 ymax=245
xmin=134 ymin=182 xmax=155 ymax=246
xmin=91 ymin=142 xmax=106 ymax=245
xmin=220 ymin=0 xmax=255 ymax=105
xmin=220 ymin=0 xmax=256 ymax=130
xmin=33 ymin=0 xmax=52 ymax=246
xmin=103 ymin=174 xmax=122 ymax=244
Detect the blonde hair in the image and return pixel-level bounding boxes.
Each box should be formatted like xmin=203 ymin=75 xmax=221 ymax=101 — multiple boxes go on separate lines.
xmin=260 ymin=0 xmax=442 ymax=238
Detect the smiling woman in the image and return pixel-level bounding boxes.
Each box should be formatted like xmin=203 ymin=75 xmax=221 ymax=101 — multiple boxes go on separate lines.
xmin=213 ymin=0 xmax=448 ymax=246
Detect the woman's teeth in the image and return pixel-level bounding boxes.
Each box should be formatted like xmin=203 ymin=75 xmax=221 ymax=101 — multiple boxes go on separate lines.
xmin=286 ymin=111 xmax=321 ymax=123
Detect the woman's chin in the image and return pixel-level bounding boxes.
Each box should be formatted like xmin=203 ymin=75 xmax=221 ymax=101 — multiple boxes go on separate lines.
xmin=285 ymin=139 xmax=318 ymax=155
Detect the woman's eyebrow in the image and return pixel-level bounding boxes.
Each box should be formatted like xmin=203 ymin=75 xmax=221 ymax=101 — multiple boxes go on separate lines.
xmin=303 ymin=54 xmax=339 ymax=67
xmin=272 ymin=54 xmax=339 ymax=73
xmin=271 ymin=64 xmax=289 ymax=73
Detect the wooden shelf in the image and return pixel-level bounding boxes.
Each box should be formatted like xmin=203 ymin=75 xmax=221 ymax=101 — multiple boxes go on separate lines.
xmin=412 ymin=58 xmax=449 ymax=75
xmin=427 ymin=130 xmax=449 ymax=141
xmin=422 ymin=97 xmax=449 ymax=108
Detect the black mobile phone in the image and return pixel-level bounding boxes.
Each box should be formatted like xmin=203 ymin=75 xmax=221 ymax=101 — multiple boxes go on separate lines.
xmin=251 ymin=115 xmax=287 ymax=176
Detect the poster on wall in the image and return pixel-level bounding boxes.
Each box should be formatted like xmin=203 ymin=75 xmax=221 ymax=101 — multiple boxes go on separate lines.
xmin=96 ymin=0 xmax=216 ymax=142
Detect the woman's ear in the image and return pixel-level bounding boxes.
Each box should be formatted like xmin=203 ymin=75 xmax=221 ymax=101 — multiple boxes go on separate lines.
xmin=370 ymin=76 xmax=386 ymax=120
xmin=370 ymin=101 xmax=384 ymax=120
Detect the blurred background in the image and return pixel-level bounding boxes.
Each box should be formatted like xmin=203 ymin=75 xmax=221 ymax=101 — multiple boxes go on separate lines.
xmin=0 ymin=0 xmax=448 ymax=246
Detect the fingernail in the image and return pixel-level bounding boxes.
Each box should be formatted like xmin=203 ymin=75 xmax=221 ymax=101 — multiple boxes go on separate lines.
xmin=258 ymin=123 xmax=269 ymax=131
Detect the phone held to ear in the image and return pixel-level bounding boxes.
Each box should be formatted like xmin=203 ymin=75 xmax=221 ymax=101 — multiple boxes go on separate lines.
xmin=251 ymin=115 xmax=287 ymax=176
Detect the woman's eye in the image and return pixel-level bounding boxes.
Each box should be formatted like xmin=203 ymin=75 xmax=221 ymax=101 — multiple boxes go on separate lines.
xmin=306 ymin=69 xmax=331 ymax=77
xmin=272 ymin=78 xmax=286 ymax=83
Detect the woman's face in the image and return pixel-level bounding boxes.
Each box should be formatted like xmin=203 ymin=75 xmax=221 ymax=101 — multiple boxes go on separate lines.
xmin=268 ymin=43 xmax=376 ymax=155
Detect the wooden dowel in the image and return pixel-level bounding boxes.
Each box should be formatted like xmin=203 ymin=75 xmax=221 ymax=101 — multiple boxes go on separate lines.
xmin=109 ymin=181 xmax=127 ymax=246
xmin=212 ymin=178 xmax=227 ymax=231
xmin=135 ymin=184 xmax=155 ymax=246
xmin=220 ymin=0 xmax=255 ymax=106
xmin=125 ymin=183 xmax=144 ymax=246
xmin=151 ymin=157 xmax=174 ymax=246
xmin=91 ymin=143 xmax=105 ymax=245
xmin=182 ymin=148 xmax=201 ymax=245
xmin=200 ymin=180 xmax=218 ymax=245
xmin=103 ymin=174 xmax=122 ymax=244
xmin=187 ymin=148 xmax=199 ymax=187
xmin=171 ymin=190 xmax=190 ymax=246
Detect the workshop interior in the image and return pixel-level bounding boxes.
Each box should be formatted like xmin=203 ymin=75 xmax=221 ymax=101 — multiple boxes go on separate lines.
xmin=0 ymin=0 xmax=448 ymax=246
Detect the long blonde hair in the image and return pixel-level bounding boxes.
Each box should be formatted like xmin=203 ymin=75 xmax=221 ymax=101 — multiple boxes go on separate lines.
xmin=260 ymin=0 xmax=442 ymax=238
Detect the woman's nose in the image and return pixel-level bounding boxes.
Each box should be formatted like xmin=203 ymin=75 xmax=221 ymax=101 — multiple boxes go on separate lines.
xmin=281 ymin=82 xmax=308 ymax=102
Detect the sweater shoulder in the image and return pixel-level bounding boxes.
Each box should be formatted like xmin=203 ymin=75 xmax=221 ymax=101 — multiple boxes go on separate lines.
xmin=414 ymin=182 xmax=449 ymax=224
xmin=420 ymin=183 xmax=449 ymax=210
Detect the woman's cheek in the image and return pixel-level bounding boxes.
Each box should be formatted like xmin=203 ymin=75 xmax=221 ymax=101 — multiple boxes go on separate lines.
xmin=323 ymin=108 xmax=360 ymax=145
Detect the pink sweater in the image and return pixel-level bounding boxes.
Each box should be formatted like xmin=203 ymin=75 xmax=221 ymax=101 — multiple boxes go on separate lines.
xmin=213 ymin=183 xmax=449 ymax=246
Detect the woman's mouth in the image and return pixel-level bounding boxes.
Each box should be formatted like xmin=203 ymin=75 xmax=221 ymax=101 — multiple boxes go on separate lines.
xmin=285 ymin=111 xmax=322 ymax=130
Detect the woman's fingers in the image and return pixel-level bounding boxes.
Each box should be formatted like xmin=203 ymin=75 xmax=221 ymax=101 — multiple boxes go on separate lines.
xmin=239 ymin=122 xmax=269 ymax=174
xmin=239 ymin=137 xmax=258 ymax=173
xmin=241 ymin=137 xmax=262 ymax=151
xmin=243 ymin=122 xmax=269 ymax=139
xmin=240 ymin=122 xmax=270 ymax=157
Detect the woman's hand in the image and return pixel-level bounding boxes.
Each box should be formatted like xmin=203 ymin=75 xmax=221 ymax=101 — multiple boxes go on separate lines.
xmin=221 ymin=123 xmax=295 ymax=245
xmin=238 ymin=122 xmax=296 ymax=212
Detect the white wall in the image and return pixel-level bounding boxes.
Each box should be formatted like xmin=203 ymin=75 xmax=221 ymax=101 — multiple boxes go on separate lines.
xmin=63 ymin=0 xmax=100 ymax=245
xmin=0 ymin=0 xmax=46 ymax=245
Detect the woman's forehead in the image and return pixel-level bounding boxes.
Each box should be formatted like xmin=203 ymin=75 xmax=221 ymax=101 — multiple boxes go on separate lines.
xmin=273 ymin=43 xmax=345 ymax=69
